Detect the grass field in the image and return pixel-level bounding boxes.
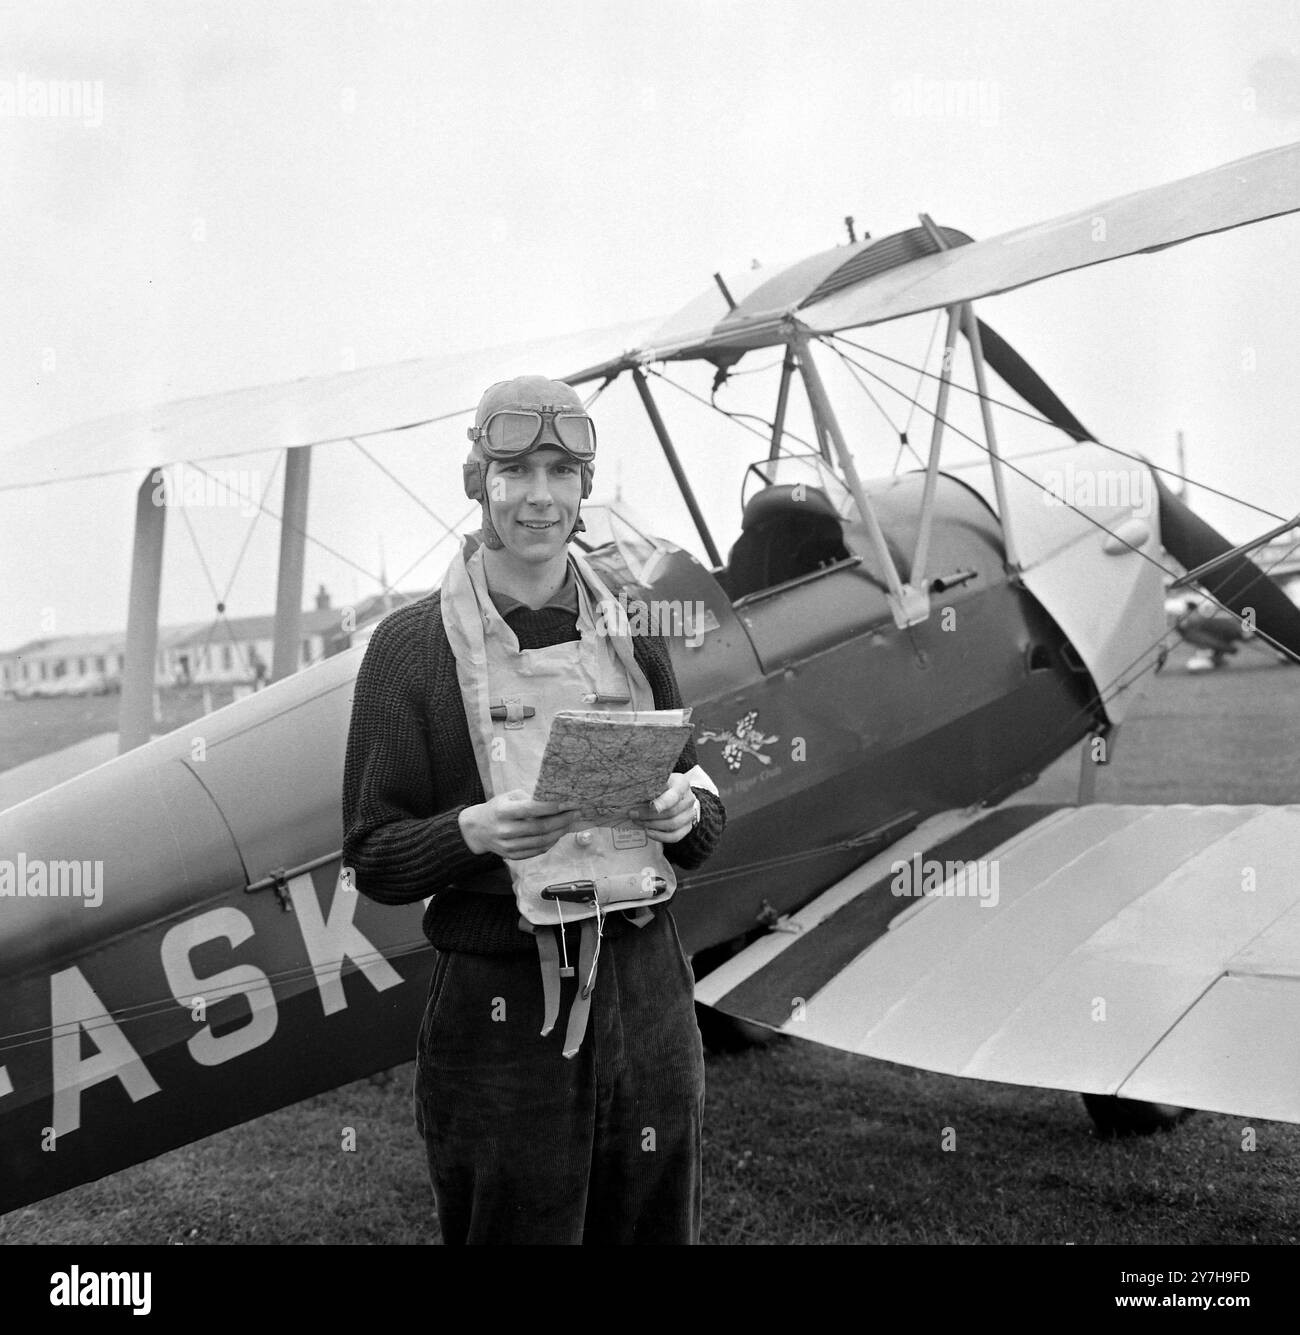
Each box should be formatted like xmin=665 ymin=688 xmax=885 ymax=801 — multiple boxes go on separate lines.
xmin=0 ymin=685 xmax=242 ymax=772
xmin=2 ymin=645 xmax=1298 ymax=1245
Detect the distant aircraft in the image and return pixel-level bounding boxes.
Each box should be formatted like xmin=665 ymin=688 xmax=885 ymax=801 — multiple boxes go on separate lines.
xmin=1171 ymin=598 xmax=1246 ymax=669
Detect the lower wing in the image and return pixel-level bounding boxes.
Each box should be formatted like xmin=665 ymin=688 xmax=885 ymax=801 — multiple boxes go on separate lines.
xmin=696 ymin=802 xmax=1300 ymax=1122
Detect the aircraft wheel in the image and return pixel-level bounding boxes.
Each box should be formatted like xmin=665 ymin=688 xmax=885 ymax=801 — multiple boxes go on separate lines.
xmin=694 ymin=1002 xmax=781 ymax=1054
xmin=1082 ymin=1093 xmax=1195 ymax=1138
xmin=690 ymin=939 xmax=783 ymax=1054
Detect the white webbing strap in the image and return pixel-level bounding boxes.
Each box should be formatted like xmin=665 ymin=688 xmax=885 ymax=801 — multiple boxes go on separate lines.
xmin=561 ymin=919 xmax=599 ymax=1059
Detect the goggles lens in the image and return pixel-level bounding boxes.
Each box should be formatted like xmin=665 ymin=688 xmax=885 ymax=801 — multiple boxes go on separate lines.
xmin=477 ymin=408 xmax=596 ymax=460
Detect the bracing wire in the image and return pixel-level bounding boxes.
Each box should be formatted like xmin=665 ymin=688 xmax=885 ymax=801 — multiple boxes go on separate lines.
xmin=902 ymin=311 xmax=942 ymax=442
xmin=349 ymin=438 xmax=463 ymax=539
xmin=828 ymin=330 xmax=1290 ymax=524
xmin=175 ymin=456 xmax=290 ymax=678
xmin=0 ymin=938 xmax=434 ymax=1054
xmin=7 ymin=353 xmax=1295 ymax=1047
xmin=646 ymin=365 xmax=818 ymax=454
xmin=384 ymin=506 xmax=479 ymax=596
xmin=186 ymin=461 xmax=387 ymax=586
xmin=822 ymin=332 xmax=1299 ymax=679
xmin=635 ymin=341 xmax=1299 ymax=782
xmin=829 ymin=345 xmax=924 ymax=469
xmin=221 ymin=454 xmax=284 ymax=608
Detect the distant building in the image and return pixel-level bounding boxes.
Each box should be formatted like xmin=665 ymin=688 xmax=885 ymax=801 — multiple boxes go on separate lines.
xmin=319 ymin=588 xmax=427 ymax=656
xmin=0 ymin=629 xmax=135 ymax=697
xmin=0 ymin=584 xmax=425 ymax=697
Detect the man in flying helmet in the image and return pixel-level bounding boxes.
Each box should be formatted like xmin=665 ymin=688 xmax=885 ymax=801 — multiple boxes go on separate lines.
xmin=343 ymin=373 xmax=725 ymax=1244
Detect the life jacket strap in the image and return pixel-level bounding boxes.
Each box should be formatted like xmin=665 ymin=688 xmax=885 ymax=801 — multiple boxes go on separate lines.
xmin=530 ymin=920 xmax=563 ymax=1038
xmin=562 ymin=919 xmax=599 ymax=1059
xmin=521 ymin=909 xmax=627 ymax=1057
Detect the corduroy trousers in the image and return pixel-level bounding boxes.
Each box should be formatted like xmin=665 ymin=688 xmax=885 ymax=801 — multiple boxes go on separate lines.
xmin=412 ymin=905 xmax=705 ymax=1245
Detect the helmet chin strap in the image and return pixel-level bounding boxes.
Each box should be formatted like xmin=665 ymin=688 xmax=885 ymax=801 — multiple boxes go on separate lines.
xmin=478 ymin=497 xmax=505 ymax=550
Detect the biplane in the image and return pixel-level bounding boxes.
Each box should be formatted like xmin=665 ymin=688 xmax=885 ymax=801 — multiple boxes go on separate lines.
xmin=2 ymin=143 xmax=1300 ymax=1215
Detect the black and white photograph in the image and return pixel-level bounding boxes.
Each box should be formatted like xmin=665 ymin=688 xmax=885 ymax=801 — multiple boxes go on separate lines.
xmin=0 ymin=0 xmax=1297 ymax=1287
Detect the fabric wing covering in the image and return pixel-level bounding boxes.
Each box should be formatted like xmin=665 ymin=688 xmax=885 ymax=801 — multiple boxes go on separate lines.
xmin=695 ymin=802 xmax=1300 ymax=1123
xmin=569 ymin=142 xmax=1300 ymax=381
xmin=1 ymin=321 xmax=654 ymax=492
xmin=801 ymin=142 xmax=1300 ymax=335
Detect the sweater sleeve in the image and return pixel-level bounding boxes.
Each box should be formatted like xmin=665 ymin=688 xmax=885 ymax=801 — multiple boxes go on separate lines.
xmin=632 ymin=629 xmax=727 ymax=872
xmin=341 ymin=606 xmax=501 ymax=905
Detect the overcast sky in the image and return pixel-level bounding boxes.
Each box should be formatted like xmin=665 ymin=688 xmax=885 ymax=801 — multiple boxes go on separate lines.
xmin=1 ymin=0 xmax=1298 ymax=653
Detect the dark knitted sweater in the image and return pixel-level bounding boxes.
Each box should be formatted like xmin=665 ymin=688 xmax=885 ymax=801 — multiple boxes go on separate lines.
xmin=341 ymin=589 xmax=726 ymax=954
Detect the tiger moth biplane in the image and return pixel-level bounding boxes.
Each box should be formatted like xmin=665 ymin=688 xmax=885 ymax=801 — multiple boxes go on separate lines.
xmin=2 ymin=142 xmax=1300 ymax=1214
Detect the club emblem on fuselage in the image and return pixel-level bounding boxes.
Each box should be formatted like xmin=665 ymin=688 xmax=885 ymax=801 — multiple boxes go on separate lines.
xmin=699 ymin=710 xmax=779 ymax=771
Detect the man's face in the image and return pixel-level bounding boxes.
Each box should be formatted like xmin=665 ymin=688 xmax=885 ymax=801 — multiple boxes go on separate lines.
xmin=485 ymin=446 xmax=583 ymax=564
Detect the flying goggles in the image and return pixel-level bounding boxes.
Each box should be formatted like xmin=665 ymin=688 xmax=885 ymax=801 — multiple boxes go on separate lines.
xmin=467 ymin=406 xmax=597 ymax=461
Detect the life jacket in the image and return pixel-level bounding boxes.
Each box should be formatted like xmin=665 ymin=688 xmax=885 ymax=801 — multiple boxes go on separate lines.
xmin=440 ymin=539 xmax=681 ymax=1055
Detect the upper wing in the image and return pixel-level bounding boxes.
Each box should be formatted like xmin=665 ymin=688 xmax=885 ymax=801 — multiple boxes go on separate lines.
xmin=0 ymin=321 xmax=651 ymax=492
xmin=802 ymin=142 xmax=1300 ymax=335
xmin=695 ymin=802 xmax=1300 ymax=1123
xmin=13 ymin=146 xmax=1296 ymax=488
xmin=569 ymin=143 xmax=1300 ymax=381
xmin=564 ymin=226 xmax=976 ymax=381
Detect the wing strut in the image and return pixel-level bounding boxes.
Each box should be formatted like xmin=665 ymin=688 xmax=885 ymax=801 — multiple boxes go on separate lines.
xmin=768 ymin=344 xmax=796 ymax=461
xmin=794 ymin=333 xmax=929 ymax=627
xmin=271 ymin=445 xmax=313 ymax=683
xmin=962 ymin=307 xmax=1021 ymax=572
xmin=918 ymin=213 xmax=1021 ymax=573
xmin=118 ymin=471 xmax=167 ymax=753
xmin=118 ymin=444 xmax=322 ymax=752
xmin=631 ymin=369 xmax=722 ymax=569
xmin=909 ymin=305 xmax=962 ymax=589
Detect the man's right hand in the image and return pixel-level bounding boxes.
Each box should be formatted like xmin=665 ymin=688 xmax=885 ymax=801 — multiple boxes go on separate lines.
xmin=458 ymin=790 xmax=581 ymax=861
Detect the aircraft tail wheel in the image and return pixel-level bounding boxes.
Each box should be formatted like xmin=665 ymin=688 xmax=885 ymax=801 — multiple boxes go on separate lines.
xmin=1082 ymin=1093 xmax=1196 ymax=1138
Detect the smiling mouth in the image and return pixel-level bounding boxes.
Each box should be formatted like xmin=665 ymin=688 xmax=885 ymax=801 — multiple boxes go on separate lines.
xmin=518 ymin=519 xmax=559 ymax=529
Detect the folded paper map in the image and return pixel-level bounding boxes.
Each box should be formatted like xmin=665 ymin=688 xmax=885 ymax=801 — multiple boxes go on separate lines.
xmin=532 ymin=708 xmax=694 ymax=820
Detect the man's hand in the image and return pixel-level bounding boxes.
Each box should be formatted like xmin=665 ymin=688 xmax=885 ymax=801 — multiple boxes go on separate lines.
xmin=625 ymin=773 xmax=700 ymax=845
xmin=459 ymin=791 xmax=581 ymax=861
